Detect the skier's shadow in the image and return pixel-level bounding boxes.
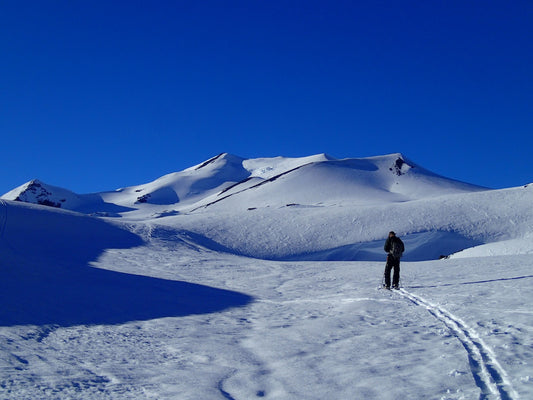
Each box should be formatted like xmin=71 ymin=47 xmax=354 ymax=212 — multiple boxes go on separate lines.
xmin=0 ymin=202 xmax=253 ymax=327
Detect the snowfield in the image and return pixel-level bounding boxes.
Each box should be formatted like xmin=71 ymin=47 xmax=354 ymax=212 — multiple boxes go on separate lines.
xmin=1 ymin=153 xmax=532 ymax=399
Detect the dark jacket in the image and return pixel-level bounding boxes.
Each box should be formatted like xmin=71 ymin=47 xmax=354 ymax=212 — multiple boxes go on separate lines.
xmin=384 ymin=236 xmax=405 ymax=258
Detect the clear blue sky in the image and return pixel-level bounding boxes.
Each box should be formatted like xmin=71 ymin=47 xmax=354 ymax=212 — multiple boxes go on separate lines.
xmin=1 ymin=1 xmax=531 ymax=194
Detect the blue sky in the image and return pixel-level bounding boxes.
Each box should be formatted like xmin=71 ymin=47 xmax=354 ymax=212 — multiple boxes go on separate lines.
xmin=1 ymin=1 xmax=531 ymax=194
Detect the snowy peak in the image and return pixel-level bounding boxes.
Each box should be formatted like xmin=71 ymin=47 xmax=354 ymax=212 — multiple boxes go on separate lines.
xmin=2 ymin=179 xmax=82 ymax=209
xmin=115 ymin=153 xmax=252 ymax=207
xmin=215 ymin=153 xmax=486 ymax=210
xmin=190 ymin=152 xmax=246 ymax=172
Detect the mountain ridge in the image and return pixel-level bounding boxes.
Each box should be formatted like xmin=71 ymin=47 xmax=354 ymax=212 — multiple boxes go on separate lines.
xmin=1 ymin=152 xmax=488 ymax=215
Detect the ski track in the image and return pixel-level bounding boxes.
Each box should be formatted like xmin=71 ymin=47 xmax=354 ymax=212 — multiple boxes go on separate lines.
xmin=397 ymin=288 xmax=518 ymax=400
xmin=218 ymin=373 xmax=237 ymax=400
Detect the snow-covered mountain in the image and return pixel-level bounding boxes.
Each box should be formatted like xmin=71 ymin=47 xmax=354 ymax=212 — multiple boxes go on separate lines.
xmin=1 ymin=153 xmax=533 ymax=399
xmin=2 ymin=153 xmax=486 ymax=214
xmin=4 ymin=152 xmax=531 ymax=262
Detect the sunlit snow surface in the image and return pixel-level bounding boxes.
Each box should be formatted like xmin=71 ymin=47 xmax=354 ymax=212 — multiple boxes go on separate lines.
xmin=1 ymin=154 xmax=532 ymax=399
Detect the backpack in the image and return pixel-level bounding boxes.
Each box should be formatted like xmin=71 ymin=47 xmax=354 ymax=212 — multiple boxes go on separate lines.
xmin=390 ymin=239 xmax=403 ymax=259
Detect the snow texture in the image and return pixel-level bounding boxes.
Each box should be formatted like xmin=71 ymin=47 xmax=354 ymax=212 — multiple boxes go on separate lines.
xmin=1 ymin=153 xmax=532 ymax=399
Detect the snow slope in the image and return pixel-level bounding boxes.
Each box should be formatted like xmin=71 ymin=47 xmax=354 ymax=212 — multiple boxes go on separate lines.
xmin=1 ymin=153 xmax=532 ymax=399
xmin=3 ymin=152 xmax=501 ymax=261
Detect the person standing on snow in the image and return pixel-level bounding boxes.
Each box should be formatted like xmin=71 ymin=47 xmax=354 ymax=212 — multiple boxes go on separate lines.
xmin=383 ymin=231 xmax=404 ymax=289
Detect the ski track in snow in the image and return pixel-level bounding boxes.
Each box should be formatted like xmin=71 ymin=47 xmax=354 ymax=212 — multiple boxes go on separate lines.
xmin=397 ymin=288 xmax=518 ymax=400
xmin=218 ymin=372 xmax=238 ymax=400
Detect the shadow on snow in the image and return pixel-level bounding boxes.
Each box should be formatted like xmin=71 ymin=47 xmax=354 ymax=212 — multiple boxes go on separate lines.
xmin=0 ymin=201 xmax=253 ymax=327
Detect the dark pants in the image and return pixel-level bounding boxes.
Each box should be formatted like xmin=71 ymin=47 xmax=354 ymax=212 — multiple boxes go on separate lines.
xmin=384 ymin=255 xmax=400 ymax=287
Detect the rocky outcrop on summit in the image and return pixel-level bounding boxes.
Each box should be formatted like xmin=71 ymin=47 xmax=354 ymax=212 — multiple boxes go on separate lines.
xmin=389 ymin=156 xmax=414 ymax=176
xmin=8 ymin=180 xmax=71 ymax=208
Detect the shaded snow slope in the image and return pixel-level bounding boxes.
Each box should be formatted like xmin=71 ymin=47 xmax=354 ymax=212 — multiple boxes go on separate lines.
xmin=0 ymin=200 xmax=252 ymax=327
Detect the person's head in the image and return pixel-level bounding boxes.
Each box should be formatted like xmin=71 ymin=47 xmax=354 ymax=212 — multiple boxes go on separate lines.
xmin=389 ymin=231 xmax=396 ymax=238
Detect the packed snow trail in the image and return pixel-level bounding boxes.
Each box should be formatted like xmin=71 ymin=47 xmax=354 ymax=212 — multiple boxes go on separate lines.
xmin=397 ymin=288 xmax=518 ymax=400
